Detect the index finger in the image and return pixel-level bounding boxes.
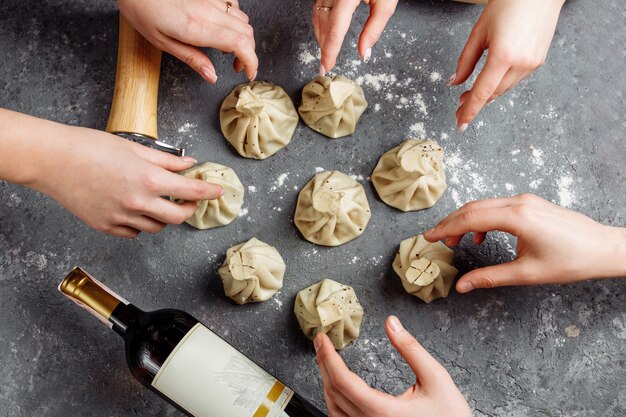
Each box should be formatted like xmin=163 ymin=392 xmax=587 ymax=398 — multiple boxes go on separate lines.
xmin=424 ymin=206 xmax=522 ymax=242
xmin=456 ymin=54 xmax=510 ymax=131
xmin=321 ymin=0 xmax=361 ymax=72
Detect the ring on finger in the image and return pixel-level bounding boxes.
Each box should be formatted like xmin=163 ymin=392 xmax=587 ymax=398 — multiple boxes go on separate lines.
xmin=317 ymin=5 xmax=333 ymax=12
xmin=225 ymin=1 xmax=233 ymax=13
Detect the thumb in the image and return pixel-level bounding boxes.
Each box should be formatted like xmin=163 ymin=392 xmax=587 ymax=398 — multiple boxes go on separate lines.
xmin=450 ymin=27 xmax=485 ymax=86
xmin=163 ymin=37 xmax=218 ymax=84
xmin=456 ymin=260 xmax=528 ymax=293
xmin=386 ymin=316 xmax=447 ymax=387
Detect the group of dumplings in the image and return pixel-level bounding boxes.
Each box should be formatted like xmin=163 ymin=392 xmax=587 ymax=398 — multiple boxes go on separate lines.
xmin=220 ymin=75 xmax=367 ymax=161
xmin=173 ymin=74 xmax=459 ymax=351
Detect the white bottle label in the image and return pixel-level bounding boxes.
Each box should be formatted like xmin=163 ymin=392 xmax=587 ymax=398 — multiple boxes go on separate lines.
xmin=152 ymin=323 xmax=293 ymax=417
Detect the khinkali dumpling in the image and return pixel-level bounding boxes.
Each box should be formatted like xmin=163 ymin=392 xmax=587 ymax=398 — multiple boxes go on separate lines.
xmin=392 ymin=234 xmax=459 ymax=303
xmin=294 ymin=171 xmax=371 ymax=246
xmin=371 ymin=139 xmax=447 ymax=211
xmin=294 ymin=279 xmax=364 ymax=350
xmin=176 ymin=162 xmax=244 ymax=230
xmin=220 ymin=81 xmax=298 ymax=159
xmin=298 ymin=75 xmax=368 ymax=139
xmin=218 ymin=238 xmax=285 ymax=304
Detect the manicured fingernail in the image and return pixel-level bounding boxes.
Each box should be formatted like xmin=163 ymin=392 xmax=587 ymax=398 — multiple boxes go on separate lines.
xmin=488 ymin=98 xmax=495 ymax=105
xmin=250 ymin=71 xmax=257 ymax=81
xmin=447 ymin=72 xmax=457 ymax=86
xmin=200 ymin=66 xmax=217 ymax=83
xmin=389 ymin=316 xmax=403 ymax=333
xmin=363 ymin=48 xmax=372 ymax=63
xmin=219 ymin=187 xmax=225 ymax=198
xmin=458 ymin=281 xmax=473 ymax=293
xmin=458 ymin=123 xmax=469 ymax=133
xmin=181 ymin=156 xmax=197 ymax=164
xmin=319 ymin=64 xmax=327 ymax=77
xmin=313 ymin=334 xmax=322 ymax=352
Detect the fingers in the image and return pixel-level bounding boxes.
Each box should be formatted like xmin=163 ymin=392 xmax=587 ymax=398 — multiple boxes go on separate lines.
xmin=386 ymin=316 xmax=449 ymax=388
xmin=450 ymin=25 xmax=485 ymax=86
xmin=456 ymin=54 xmax=510 ymax=131
xmin=108 ymin=225 xmax=141 ymax=239
xmin=456 ymin=260 xmax=530 ymax=293
xmin=131 ymin=143 xmax=197 ymax=172
xmin=358 ymin=0 xmax=398 ymax=62
xmin=125 ymin=215 xmax=167 ymax=234
xmin=156 ymin=171 xmax=224 ymax=201
xmin=143 ymin=198 xmax=198 ymax=225
xmin=425 ymin=206 xmax=522 ymax=243
xmin=161 ymin=36 xmax=219 ymax=83
xmin=314 ymin=333 xmax=382 ymax=412
xmin=319 ymin=0 xmax=361 ymax=74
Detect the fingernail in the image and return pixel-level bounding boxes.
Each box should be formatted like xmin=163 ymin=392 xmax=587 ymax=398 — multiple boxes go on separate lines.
xmin=447 ymin=72 xmax=457 ymax=86
xmin=458 ymin=281 xmax=473 ymax=293
xmin=319 ymin=64 xmax=327 ymax=77
xmin=219 ymin=187 xmax=225 ymax=198
xmin=313 ymin=334 xmax=322 ymax=352
xmin=363 ymin=48 xmax=372 ymax=63
xmin=181 ymin=156 xmax=197 ymax=164
xmin=200 ymin=66 xmax=217 ymax=84
xmin=458 ymin=123 xmax=469 ymax=133
xmin=388 ymin=316 xmax=403 ymax=333
xmin=424 ymin=227 xmax=435 ymax=236
xmin=250 ymin=71 xmax=257 ymax=81
xmin=488 ymin=98 xmax=495 ymax=105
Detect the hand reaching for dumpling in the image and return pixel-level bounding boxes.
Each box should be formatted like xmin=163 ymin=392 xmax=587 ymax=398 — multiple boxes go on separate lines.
xmin=312 ymin=0 xmax=399 ymax=75
xmin=315 ymin=316 xmax=473 ymax=417
xmin=116 ymin=0 xmax=258 ymax=82
xmin=424 ymin=194 xmax=626 ymax=292
xmin=451 ymin=0 xmax=565 ymax=132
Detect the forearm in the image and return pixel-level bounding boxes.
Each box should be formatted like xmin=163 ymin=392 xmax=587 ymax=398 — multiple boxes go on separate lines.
xmin=0 ymin=109 xmax=67 ymax=187
xmin=602 ymin=225 xmax=626 ymax=278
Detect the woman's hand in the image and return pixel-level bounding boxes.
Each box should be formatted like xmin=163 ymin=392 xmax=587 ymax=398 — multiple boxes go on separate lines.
xmin=0 ymin=110 xmax=222 ymax=238
xmin=116 ymin=0 xmax=258 ymax=83
xmin=313 ymin=0 xmax=398 ymax=75
xmin=315 ymin=316 xmax=473 ymax=417
xmin=424 ymin=194 xmax=626 ymax=293
xmin=451 ymin=0 xmax=565 ymax=132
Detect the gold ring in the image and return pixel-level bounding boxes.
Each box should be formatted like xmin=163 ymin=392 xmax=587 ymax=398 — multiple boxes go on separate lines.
xmin=225 ymin=1 xmax=233 ymax=13
xmin=317 ymin=5 xmax=333 ymax=12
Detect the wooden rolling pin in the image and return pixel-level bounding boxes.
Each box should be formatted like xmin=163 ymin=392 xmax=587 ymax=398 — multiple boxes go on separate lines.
xmin=106 ymin=16 xmax=184 ymax=156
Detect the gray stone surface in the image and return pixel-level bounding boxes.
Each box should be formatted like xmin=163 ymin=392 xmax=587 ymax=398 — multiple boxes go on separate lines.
xmin=1 ymin=0 xmax=625 ymax=416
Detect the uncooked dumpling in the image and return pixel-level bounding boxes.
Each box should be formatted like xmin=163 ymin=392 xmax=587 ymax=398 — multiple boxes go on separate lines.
xmin=298 ymin=75 xmax=367 ymax=139
xmin=218 ymin=238 xmax=285 ymax=304
xmin=392 ymin=234 xmax=458 ymax=303
xmin=371 ymin=139 xmax=447 ymax=211
xmin=175 ymin=162 xmax=244 ymax=229
xmin=294 ymin=279 xmax=364 ymax=350
xmin=220 ymin=81 xmax=298 ymax=159
xmin=294 ymin=171 xmax=371 ymax=246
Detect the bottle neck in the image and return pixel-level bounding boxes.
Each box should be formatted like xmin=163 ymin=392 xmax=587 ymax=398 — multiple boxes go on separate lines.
xmin=59 ymin=267 xmax=143 ymax=338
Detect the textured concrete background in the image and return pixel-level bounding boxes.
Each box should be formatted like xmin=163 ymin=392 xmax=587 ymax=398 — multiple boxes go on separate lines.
xmin=1 ymin=0 xmax=625 ymax=416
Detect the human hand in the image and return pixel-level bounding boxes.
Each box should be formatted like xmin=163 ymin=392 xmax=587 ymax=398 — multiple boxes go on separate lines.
xmin=450 ymin=0 xmax=565 ymax=132
xmin=32 ymin=124 xmax=223 ymax=238
xmin=314 ymin=316 xmax=473 ymax=417
xmin=424 ymin=194 xmax=626 ymax=293
xmin=313 ymin=0 xmax=398 ymax=75
xmin=116 ymin=0 xmax=258 ymax=83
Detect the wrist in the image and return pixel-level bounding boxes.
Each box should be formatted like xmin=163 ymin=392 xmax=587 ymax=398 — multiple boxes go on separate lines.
xmin=606 ymin=226 xmax=626 ymax=278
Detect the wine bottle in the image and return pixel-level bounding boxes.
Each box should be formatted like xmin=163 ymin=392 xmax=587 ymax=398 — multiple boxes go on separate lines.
xmin=59 ymin=267 xmax=327 ymax=417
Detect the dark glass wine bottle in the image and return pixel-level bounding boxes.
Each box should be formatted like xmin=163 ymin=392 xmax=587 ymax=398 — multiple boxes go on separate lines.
xmin=59 ymin=267 xmax=327 ymax=417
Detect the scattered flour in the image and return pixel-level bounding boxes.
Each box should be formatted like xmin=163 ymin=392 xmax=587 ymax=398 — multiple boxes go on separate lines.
xmin=374 ymin=103 xmax=381 ymax=112
xmin=511 ymin=149 xmax=521 ymax=155
xmin=529 ymin=179 xmax=542 ymax=189
xmin=505 ymin=183 xmax=514 ymax=192
xmin=409 ymin=122 xmax=426 ymax=138
xmin=556 ymin=175 xmax=576 ymax=207
xmin=248 ymin=185 xmax=257 ymax=193
xmin=315 ymin=167 xmax=325 ymax=173
xmin=350 ymin=174 xmax=365 ymax=181
xmin=530 ymin=147 xmax=545 ymax=167
xmin=270 ymin=173 xmax=289 ymax=191
xmin=564 ymin=325 xmax=581 ymax=338
xmin=297 ymin=43 xmax=318 ymax=65
xmin=177 ymin=122 xmax=195 ymax=133
xmin=239 ymin=207 xmax=249 ymax=217
xmin=355 ymin=73 xmax=397 ymax=91
xmin=430 ymin=72 xmax=442 ymax=82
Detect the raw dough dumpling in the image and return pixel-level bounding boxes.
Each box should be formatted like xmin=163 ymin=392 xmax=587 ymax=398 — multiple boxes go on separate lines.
xmin=392 ymin=234 xmax=459 ymax=303
xmin=298 ymin=75 xmax=367 ymax=139
xmin=176 ymin=162 xmax=244 ymax=230
xmin=220 ymin=81 xmax=298 ymax=159
xmin=218 ymin=238 xmax=285 ymax=304
xmin=371 ymin=139 xmax=447 ymax=211
xmin=294 ymin=279 xmax=364 ymax=350
xmin=294 ymin=171 xmax=371 ymax=246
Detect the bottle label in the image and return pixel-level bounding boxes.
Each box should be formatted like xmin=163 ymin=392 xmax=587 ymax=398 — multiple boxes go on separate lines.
xmin=152 ymin=323 xmax=294 ymax=417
